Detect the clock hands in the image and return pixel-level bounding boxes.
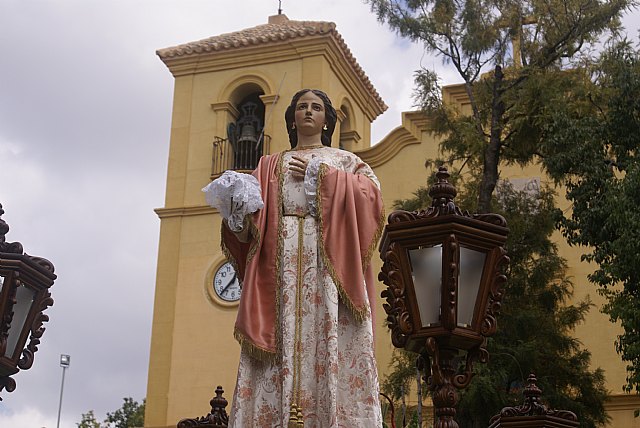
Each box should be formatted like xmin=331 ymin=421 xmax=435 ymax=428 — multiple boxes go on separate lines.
xmin=220 ymin=272 xmax=238 ymax=295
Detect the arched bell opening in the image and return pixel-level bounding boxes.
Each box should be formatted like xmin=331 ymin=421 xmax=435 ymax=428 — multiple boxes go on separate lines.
xmin=211 ymin=82 xmax=270 ymax=178
xmin=227 ymin=91 xmax=266 ymax=170
xmin=338 ymin=100 xmax=360 ymax=151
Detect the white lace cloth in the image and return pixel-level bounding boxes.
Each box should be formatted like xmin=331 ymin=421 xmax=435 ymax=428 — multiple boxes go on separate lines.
xmin=303 ymin=157 xmax=324 ymax=217
xmin=202 ymin=171 xmax=264 ymax=231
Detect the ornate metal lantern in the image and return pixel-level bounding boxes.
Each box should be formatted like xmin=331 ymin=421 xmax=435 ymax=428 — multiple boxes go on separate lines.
xmin=379 ymin=167 xmax=509 ymax=428
xmin=0 ymin=203 xmax=56 ymax=399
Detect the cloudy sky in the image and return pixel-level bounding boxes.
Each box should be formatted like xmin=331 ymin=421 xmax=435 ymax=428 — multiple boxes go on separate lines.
xmin=0 ymin=1 xmax=638 ymax=427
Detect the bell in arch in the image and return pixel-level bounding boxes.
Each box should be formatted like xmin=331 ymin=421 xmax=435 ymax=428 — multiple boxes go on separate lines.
xmin=228 ymin=101 xmax=263 ymax=170
xmin=238 ymin=121 xmax=258 ymax=145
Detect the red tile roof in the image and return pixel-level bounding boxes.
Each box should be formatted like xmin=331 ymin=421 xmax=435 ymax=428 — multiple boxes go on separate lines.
xmin=157 ymin=15 xmax=386 ymax=112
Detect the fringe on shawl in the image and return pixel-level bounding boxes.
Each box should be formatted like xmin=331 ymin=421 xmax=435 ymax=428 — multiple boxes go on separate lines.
xmin=234 ymin=327 xmax=278 ymax=362
xmin=274 ymin=154 xmax=286 ymax=360
xmin=363 ymin=204 xmax=386 ymax=271
xmin=316 ymin=163 xmax=371 ymax=323
xmin=221 ymin=154 xmax=284 ymax=362
xmin=226 ymin=153 xmax=383 ymax=359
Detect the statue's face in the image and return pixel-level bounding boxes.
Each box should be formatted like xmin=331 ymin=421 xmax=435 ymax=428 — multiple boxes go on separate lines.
xmin=294 ymin=91 xmax=326 ymax=136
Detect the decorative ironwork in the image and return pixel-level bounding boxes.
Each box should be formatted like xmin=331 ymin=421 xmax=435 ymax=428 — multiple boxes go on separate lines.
xmin=443 ymin=235 xmax=458 ymax=330
xmin=489 ymin=373 xmax=579 ymax=427
xmin=0 ymin=204 xmax=56 ymax=400
xmin=177 ymin=386 xmax=229 ymax=428
xmin=481 ymin=247 xmax=509 ymax=337
xmin=387 ymin=167 xmax=507 ymax=227
xmin=418 ymin=338 xmax=491 ymax=427
xmin=18 ymin=290 xmax=54 ymax=370
xmin=0 ymin=376 xmax=15 ymax=396
xmin=473 ymin=213 xmax=508 ymax=227
xmin=379 ymin=167 xmax=510 ymax=354
xmin=0 ymin=272 xmax=18 ymax=378
xmin=426 ymin=342 xmax=460 ymax=428
xmin=379 ymin=241 xmax=412 ymax=349
xmin=211 ymin=134 xmax=271 ymax=179
xmin=0 ymin=204 xmax=22 ymax=254
xmin=379 ymin=166 xmax=510 ymax=428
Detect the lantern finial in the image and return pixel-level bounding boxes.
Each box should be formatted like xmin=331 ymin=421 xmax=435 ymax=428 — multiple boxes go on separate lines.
xmin=428 ymin=166 xmax=458 ymax=215
xmin=490 ymin=373 xmax=579 ymax=424
xmin=0 ymin=204 xmax=23 ymax=254
xmin=0 ymin=203 xmax=8 ymax=242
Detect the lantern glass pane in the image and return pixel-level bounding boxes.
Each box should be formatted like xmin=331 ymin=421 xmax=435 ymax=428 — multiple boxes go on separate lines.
xmin=0 ymin=274 xmax=4 ymax=291
xmin=458 ymin=246 xmax=486 ymax=327
xmin=409 ymin=245 xmax=442 ymax=327
xmin=5 ymin=283 xmax=36 ymax=358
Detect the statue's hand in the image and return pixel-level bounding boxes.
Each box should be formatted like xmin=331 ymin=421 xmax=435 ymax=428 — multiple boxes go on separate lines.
xmin=289 ymin=155 xmax=309 ymax=179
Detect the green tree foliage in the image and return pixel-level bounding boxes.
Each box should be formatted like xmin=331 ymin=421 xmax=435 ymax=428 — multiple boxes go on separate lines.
xmin=77 ymin=410 xmax=102 ymax=428
xmin=77 ymin=398 xmax=145 ymax=428
xmin=385 ymin=179 xmax=608 ymax=427
xmin=382 ymin=349 xmax=427 ymax=427
xmin=367 ymin=0 xmax=631 ymax=213
xmin=104 ymin=397 xmax=145 ymax=428
xmin=367 ymin=0 xmax=637 ymax=420
xmin=543 ymin=40 xmax=640 ymax=392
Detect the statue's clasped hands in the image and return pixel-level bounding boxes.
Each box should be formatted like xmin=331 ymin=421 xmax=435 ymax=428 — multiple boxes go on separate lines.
xmin=289 ymin=155 xmax=309 ymax=179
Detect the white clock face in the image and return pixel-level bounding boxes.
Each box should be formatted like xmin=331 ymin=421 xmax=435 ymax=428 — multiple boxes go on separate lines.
xmin=213 ymin=262 xmax=241 ymax=302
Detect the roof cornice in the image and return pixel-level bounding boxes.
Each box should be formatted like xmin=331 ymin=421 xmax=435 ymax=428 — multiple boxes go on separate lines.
xmin=157 ymin=16 xmax=387 ymax=118
xmin=357 ymin=111 xmax=433 ymax=167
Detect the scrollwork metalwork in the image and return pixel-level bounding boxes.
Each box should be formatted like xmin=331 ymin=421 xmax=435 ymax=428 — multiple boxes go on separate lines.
xmin=30 ymin=256 xmax=55 ymax=273
xmin=444 ymin=235 xmax=458 ymax=329
xmin=18 ymin=291 xmax=54 ymax=370
xmin=473 ymin=213 xmax=508 ymax=227
xmin=422 ymin=339 xmax=498 ymax=428
xmin=389 ymin=168 xmax=466 ymax=223
xmin=0 ymin=375 xmax=16 ymax=400
xmin=387 ymin=209 xmax=418 ymax=224
xmin=177 ymin=386 xmax=230 ymax=428
xmin=481 ymin=249 xmax=510 ymax=337
xmin=491 ymin=373 xmax=578 ymax=423
xmin=379 ymin=242 xmax=413 ymax=348
xmin=0 ymin=275 xmax=19 ymax=358
xmin=423 ymin=338 xmax=461 ymax=428
xmin=387 ymin=168 xmax=508 ymax=230
xmin=0 ymin=204 xmax=23 ymax=254
xmin=0 ymin=205 xmax=57 ymax=401
xmin=381 ymin=165 xmax=511 ymax=428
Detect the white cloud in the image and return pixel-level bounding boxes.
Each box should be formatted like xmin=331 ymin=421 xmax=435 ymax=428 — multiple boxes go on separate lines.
xmin=0 ymin=0 xmax=638 ymax=425
xmin=0 ymin=405 xmax=61 ymax=428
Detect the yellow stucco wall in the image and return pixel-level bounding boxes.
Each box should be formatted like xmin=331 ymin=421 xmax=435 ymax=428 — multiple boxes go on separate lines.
xmin=358 ymin=84 xmax=640 ymax=427
xmin=146 ymin=20 xmax=640 ymax=428
xmin=145 ymin=18 xmax=386 ymax=428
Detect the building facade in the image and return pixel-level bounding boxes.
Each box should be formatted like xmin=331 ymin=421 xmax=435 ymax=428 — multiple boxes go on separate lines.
xmin=145 ymin=14 xmax=640 ymax=428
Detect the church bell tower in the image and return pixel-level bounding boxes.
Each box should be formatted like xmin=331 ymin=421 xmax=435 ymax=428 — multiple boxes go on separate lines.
xmin=145 ymin=14 xmax=386 ymax=427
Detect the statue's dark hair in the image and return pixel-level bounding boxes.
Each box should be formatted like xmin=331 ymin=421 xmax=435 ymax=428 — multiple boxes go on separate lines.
xmin=284 ymin=89 xmax=337 ymax=148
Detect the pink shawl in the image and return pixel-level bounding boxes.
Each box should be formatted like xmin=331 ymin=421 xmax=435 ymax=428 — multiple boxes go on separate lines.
xmin=222 ymin=152 xmax=384 ymax=360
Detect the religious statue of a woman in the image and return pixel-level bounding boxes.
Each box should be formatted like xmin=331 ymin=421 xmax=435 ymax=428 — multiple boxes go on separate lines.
xmin=204 ymin=89 xmax=384 ymax=427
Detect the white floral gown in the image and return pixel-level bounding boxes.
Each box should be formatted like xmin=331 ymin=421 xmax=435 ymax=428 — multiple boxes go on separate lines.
xmin=228 ymin=147 xmax=383 ymax=428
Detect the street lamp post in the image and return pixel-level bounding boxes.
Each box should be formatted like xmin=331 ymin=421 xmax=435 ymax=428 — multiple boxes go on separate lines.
xmin=0 ymin=203 xmax=56 ymax=400
xmin=379 ymin=167 xmax=509 ymax=428
xmin=56 ymin=354 xmax=70 ymax=428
